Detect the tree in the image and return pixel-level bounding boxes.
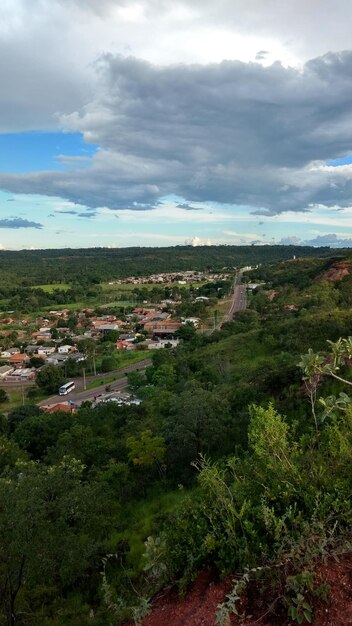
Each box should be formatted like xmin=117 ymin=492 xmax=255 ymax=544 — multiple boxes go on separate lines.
xmin=127 ymin=370 xmax=146 ymax=392
xmin=67 ymin=315 xmax=78 ymax=331
xmin=248 ymin=403 xmax=294 ymax=474
xmin=29 ymin=356 xmax=45 ymax=369
xmin=126 ymin=429 xmax=166 ymax=477
xmin=7 ymin=405 xmax=42 ymax=434
xmin=0 ymin=389 xmax=9 ymax=404
xmin=152 ymin=364 xmax=176 ymax=390
xmin=163 ymin=383 xmax=231 ymax=477
xmin=50 ymin=327 xmax=59 ymax=339
xmin=176 ymin=322 xmax=197 ymax=342
xmin=0 ymin=457 xmax=107 ymax=626
xmin=77 ymin=338 xmax=97 ymax=375
xmin=101 ymin=356 xmax=116 ymax=373
xmin=65 ymin=356 xmax=86 ymax=377
xmin=13 ymin=411 xmax=72 ymax=459
xmin=100 ymin=330 xmax=120 ymax=343
xmin=36 ymin=365 xmax=65 ymax=393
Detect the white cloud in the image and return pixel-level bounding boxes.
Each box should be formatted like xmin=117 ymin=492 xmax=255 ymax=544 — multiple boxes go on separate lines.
xmin=302 ymin=233 xmax=352 ymax=247
xmin=4 ymin=52 xmax=352 ymax=216
xmin=2 ymin=0 xmax=352 ymax=132
xmin=3 ymin=0 xmax=352 ymax=246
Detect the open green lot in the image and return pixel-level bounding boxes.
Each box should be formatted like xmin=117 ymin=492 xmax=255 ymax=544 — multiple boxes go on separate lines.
xmin=0 ymin=386 xmax=47 ymax=413
xmin=32 ymin=283 xmax=72 ymax=293
xmin=87 ymin=350 xmax=154 ymax=390
xmin=201 ymin=296 xmax=233 ymax=329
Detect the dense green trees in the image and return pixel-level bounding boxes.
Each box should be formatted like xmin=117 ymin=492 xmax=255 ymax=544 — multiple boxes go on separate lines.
xmin=176 ymin=322 xmax=197 ymax=341
xmin=148 ymin=399 xmax=352 ymax=622
xmin=0 ymin=389 xmax=9 ymax=403
xmin=35 ymin=364 xmax=65 ymax=393
xmin=163 ymin=382 xmax=231 ymax=475
xmin=0 ymin=252 xmax=352 ymax=624
xmin=101 ymin=356 xmax=116 ymax=372
xmin=0 ymin=456 xmax=108 ymax=626
xmin=0 ymin=245 xmax=339 ymax=292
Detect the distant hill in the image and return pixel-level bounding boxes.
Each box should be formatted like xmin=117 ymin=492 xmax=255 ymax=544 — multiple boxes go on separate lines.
xmin=0 ymin=245 xmax=348 ymax=288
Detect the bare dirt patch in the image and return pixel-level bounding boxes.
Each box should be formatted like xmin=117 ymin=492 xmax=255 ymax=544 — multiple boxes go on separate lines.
xmin=135 ymin=554 xmax=352 ymax=626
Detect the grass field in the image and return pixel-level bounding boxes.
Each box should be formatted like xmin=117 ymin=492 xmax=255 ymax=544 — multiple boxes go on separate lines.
xmin=101 ymin=281 xmax=207 ymax=293
xmin=33 ymin=283 xmax=71 ymax=293
xmin=201 ymin=296 xmax=233 ymax=329
xmin=98 ymin=300 xmax=136 ymax=309
xmin=114 ymin=350 xmax=153 ymax=367
xmin=0 ymin=386 xmax=47 ymax=412
xmin=87 ymin=351 xmax=152 ymax=390
xmin=85 ymin=373 xmax=125 ymax=391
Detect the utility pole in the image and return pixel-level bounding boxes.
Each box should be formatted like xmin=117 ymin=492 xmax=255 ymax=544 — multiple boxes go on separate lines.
xmin=83 ymin=367 xmax=87 ymax=391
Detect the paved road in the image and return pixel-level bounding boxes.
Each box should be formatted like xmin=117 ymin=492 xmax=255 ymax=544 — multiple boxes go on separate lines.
xmin=37 ymin=358 xmax=151 ymax=406
xmin=67 ymin=358 xmax=151 ymax=392
xmin=2 ymin=358 xmax=152 ymax=389
xmin=213 ymin=275 xmax=247 ymax=331
xmin=223 ymin=284 xmax=247 ymax=322
xmin=38 ymin=376 xmax=131 ymax=406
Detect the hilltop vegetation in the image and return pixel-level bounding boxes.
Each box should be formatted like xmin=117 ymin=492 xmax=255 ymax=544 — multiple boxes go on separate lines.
xmin=0 ymin=244 xmax=346 ymax=289
xmin=0 ymin=252 xmax=352 ymax=625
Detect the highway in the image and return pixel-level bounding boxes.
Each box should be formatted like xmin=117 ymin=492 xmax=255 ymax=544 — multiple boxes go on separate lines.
xmin=214 ymin=273 xmax=247 ymax=331
xmin=65 ymin=358 xmax=151 ymax=392
xmin=38 ymin=375 xmax=131 ymax=406
xmin=222 ymin=284 xmax=247 ymax=322
xmin=37 ymin=358 xmax=151 ymax=407
xmin=2 ymin=357 xmax=152 ymax=388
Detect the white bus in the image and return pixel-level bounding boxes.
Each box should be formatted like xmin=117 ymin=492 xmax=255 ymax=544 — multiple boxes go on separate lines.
xmin=58 ymin=381 xmax=75 ymax=396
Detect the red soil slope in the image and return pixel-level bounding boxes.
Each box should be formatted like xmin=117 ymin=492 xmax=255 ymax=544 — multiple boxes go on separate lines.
xmin=137 ymin=554 xmax=352 ymax=626
xmin=320 ymin=262 xmax=352 ymax=282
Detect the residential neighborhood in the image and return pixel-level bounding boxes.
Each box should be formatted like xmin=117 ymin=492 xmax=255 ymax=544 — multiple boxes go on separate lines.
xmin=0 ymin=273 xmax=232 ymax=402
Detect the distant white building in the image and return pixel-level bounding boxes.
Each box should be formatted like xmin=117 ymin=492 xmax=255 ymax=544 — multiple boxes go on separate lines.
xmin=246 ymin=283 xmax=265 ymax=291
xmin=147 ymin=338 xmax=179 ymax=349
xmin=184 ymin=317 xmax=200 ymax=327
xmin=37 ymin=346 xmax=56 ymax=356
xmin=58 ymin=345 xmax=74 ymax=354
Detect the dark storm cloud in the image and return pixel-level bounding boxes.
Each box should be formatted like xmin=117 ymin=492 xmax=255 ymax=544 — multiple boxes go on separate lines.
xmin=0 ymin=36 xmax=90 ymax=133
xmin=176 ymin=203 xmax=205 ymax=210
xmin=4 ymin=52 xmax=352 ymax=213
xmin=255 ymin=50 xmax=269 ymax=60
xmin=0 ymin=218 xmax=43 ymax=229
xmin=77 ymin=211 xmax=97 ymax=218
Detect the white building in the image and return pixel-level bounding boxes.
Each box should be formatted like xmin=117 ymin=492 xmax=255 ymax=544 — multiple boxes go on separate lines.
xmin=58 ymin=345 xmax=74 ymax=354
xmin=147 ymin=338 xmax=179 ymax=349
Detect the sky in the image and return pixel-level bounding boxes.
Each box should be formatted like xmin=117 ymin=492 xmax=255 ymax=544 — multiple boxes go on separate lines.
xmin=2 ymin=1 xmax=352 ymax=249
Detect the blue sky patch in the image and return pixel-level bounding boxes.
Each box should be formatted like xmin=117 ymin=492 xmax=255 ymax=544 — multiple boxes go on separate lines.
xmin=327 ymin=154 xmax=352 ymax=166
xmin=0 ymin=132 xmax=98 ymax=173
